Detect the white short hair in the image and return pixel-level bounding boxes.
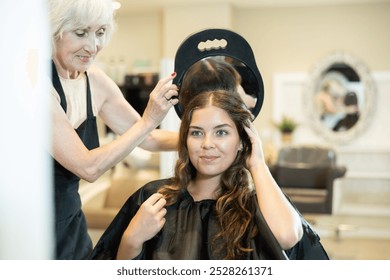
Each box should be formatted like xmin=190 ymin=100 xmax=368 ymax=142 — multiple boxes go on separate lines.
xmin=48 ymin=0 xmax=116 ymax=53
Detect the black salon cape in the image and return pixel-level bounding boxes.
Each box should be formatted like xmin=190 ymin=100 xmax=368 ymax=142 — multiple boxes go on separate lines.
xmin=90 ymin=179 xmax=328 ymax=260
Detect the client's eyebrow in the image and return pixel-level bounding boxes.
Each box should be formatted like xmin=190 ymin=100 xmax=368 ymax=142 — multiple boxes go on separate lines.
xmin=189 ymin=124 xmax=233 ymax=130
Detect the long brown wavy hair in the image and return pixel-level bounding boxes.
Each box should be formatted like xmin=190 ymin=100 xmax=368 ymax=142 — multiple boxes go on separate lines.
xmin=159 ymin=90 xmax=257 ymax=259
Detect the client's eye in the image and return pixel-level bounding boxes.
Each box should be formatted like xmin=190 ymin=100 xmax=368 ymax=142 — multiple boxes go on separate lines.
xmin=189 ymin=129 xmax=203 ymax=137
xmin=216 ymin=129 xmax=228 ymax=137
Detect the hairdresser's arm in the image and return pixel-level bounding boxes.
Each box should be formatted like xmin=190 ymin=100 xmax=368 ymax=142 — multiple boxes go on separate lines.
xmin=51 ymin=67 xmax=177 ymax=182
xmin=95 ymin=68 xmax=179 ymax=152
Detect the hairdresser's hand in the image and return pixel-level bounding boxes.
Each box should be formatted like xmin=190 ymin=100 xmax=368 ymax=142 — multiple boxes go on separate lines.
xmin=142 ymin=73 xmax=179 ymax=128
xmin=117 ymin=193 xmax=167 ymax=259
xmin=243 ymin=121 xmax=266 ymax=171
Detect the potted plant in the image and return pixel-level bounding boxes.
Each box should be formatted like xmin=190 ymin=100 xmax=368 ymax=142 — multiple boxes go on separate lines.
xmin=275 ymin=116 xmax=298 ymax=143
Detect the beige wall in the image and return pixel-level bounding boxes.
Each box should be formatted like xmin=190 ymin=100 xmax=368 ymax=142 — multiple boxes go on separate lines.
xmin=233 ymin=3 xmax=390 ymax=127
xmin=162 ymin=3 xmax=233 ymax=58
xmin=98 ymin=10 xmax=163 ymax=73
xmin=99 ymin=2 xmax=390 ymax=128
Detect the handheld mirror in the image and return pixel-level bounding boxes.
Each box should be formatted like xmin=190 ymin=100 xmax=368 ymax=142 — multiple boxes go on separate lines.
xmin=172 ymin=28 xmax=264 ymax=120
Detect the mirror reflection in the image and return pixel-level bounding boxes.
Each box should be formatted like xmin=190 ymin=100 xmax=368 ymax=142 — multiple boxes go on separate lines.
xmin=305 ymin=52 xmax=376 ymax=144
xmin=314 ymin=63 xmax=362 ymax=132
xmin=177 ymin=56 xmax=259 ymax=118
xmin=224 ymin=56 xmax=259 ymax=111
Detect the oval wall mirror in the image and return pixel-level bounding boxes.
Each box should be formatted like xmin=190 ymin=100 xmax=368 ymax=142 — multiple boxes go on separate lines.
xmin=172 ymin=28 xmax=264 ymax=120
xmin=304 ymin=51 xmax=376 ymax=144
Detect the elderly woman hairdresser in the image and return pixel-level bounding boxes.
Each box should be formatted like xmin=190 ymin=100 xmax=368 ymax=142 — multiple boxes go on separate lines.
xmin=48 ymin=0 xmax=178 ymax=259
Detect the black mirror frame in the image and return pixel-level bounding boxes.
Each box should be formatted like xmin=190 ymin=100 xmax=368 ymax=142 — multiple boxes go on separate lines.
xmin=172 ymin=28 xmax=264 ymax=120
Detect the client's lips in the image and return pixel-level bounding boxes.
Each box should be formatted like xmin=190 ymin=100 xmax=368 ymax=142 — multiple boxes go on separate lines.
xmin=200 ymin=155 xmax=219 ymax=162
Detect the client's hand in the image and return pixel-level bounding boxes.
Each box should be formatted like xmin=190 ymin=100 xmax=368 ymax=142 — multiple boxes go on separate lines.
xmin=116 ymin=193 xmax=167 ymax=259
xmin=243 ymin=120 xmax=266 ymax=171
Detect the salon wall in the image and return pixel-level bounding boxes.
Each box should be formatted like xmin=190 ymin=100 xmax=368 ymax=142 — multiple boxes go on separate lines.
xmin=97 ymin=10 xmax=162 ymax=74
xmin=99 ymin=2 xmax=390 ymax=130
xmin=233 ymin=3 xmax=390 ymax=129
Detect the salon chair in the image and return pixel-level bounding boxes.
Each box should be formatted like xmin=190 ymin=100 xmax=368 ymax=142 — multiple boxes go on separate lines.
xmin=83 ymin=151 xmax=160 ymax=230
xmin=270 ymin=145 xmax=347 ymax=214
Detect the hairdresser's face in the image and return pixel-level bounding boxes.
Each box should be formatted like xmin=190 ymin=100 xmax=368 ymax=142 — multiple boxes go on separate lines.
xmin=187 ymin=105 xmax=241 ymax=181
xmin=54 ymin=25 xmax=107 ymax=78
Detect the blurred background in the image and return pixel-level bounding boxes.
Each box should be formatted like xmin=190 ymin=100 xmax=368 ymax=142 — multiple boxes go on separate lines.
xmin=1 ymin=0 xmax=389 ymax=259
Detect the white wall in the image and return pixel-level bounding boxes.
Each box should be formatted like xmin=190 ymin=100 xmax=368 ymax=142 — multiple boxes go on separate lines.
xmin=0 ymin=0 xmax=53 ymax=259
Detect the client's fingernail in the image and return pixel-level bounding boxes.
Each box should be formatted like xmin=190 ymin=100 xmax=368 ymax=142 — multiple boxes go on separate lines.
xmin=171 ymin=72 xmax=176 ymax=77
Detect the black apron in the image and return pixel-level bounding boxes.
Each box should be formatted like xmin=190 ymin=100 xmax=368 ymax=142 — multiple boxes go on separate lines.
xmin=51 ymin=62 xmax=100 ymax=259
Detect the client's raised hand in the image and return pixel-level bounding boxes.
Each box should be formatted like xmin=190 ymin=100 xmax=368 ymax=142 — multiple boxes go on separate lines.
xmin=116 ymin=193 xmax=167 ymax=259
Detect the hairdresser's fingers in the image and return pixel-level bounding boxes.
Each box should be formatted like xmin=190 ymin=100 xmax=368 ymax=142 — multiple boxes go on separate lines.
xmin=153 ymin=72 xmax=176 ymax=91
xmin=152 ymin=73 xmax=178 ymax=100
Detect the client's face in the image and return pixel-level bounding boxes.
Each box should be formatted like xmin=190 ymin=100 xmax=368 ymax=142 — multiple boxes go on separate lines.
xmin=186 ymin=105 xmax=241 ymax=180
